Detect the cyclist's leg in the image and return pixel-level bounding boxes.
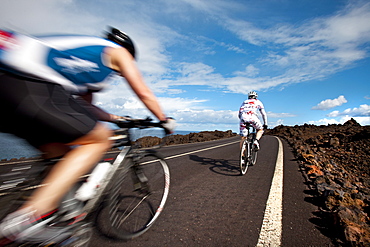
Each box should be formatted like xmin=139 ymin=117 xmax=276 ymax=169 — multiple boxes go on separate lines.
xmin=0 ymin=74 xmax=112 ymax=241
xmin=250 ymin=117 xmax=264 ymax=140
xmin=239 ymin=120 xmax=248 ymax=148
xmin=24 ymin=122 xmax=112 ymax=215
xmin=256 ymin=129 xmax=264 ymax=140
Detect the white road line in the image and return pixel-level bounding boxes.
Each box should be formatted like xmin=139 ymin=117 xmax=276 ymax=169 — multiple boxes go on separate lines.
xmin=256 ymin=137 xmax=283 ymax=247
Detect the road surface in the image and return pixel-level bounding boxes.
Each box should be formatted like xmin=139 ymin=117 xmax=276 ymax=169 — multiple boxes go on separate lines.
xmin=0 ymin=135 xmax=335 ymax=246
xmin=90 ymin=135 xmax=334 ymax=246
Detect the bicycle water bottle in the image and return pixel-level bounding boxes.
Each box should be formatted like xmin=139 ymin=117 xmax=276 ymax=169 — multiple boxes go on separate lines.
xmin=75 ymin=162 xmax=112 ymax=201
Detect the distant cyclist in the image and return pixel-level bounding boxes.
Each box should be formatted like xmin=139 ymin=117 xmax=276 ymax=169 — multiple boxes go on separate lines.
xmin=0 ymin=27 xmax=175 ymax=244
xmin=238 ymin=91 xmax=267 ymax=150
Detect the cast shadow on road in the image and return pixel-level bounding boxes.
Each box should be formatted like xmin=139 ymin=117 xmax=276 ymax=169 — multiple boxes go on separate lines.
xmin=189 ymin=154 xmax=240 ymax=176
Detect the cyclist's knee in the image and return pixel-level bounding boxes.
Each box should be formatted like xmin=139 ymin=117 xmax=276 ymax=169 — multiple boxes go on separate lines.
xmin=90 ymin=123 xmax=113 ymax=145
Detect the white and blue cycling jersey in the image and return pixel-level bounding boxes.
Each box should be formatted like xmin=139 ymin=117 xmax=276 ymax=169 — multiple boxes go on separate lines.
xmin=0 ymin=30 xmax=121 ymax=94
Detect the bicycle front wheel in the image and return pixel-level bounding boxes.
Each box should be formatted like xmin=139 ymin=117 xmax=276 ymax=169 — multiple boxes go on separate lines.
xmin=239 ymin=140 xmax=249 ymax=175
xmin=96 ymin=150 xmax=170 ymax=240
xmin=251 ymin=147 xmax=258 ymax=165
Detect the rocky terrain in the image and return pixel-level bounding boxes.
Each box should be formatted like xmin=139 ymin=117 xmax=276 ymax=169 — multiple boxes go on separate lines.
xmin=267 ymin=119 xmax=370 ymax=246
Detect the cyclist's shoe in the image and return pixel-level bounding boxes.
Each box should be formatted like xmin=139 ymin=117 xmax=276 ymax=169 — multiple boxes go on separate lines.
xmin=253 ymin=140 xmax=260 ymax=151
xmin=59 ymin=185 xmax=85 ymax=221
xmin=0 ymin=207 xmax=75 ymax=245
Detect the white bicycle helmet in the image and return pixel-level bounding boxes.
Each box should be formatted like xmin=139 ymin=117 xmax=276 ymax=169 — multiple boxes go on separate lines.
xmin=248 ymin=91 xmax=258 ymax=99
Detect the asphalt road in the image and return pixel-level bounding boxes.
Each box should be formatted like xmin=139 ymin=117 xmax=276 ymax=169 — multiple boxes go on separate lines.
xmin=90 ymin=135 xmax=335 ymax=247
xmin=0 ymin=135 xmax=336 ymax=246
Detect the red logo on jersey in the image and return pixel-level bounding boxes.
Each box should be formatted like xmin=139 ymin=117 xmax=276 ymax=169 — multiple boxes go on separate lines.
xmin=0 ymin=30 xmax=16 ymax=50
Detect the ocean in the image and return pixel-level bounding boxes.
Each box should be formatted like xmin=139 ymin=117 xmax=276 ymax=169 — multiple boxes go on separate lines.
xmin=0 ymin=130 xmax=198 ymax=160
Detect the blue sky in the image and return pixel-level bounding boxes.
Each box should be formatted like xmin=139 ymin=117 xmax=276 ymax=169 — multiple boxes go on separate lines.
xmin=1 ymin=0 xmax=369 ymax=132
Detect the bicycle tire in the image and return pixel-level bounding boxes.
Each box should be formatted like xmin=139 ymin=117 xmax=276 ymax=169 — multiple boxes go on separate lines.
xmin=96 ymin=150 xmax=170 ymax=240
xmin=250 ymin=133 xmax=258 ymax=165
xmin=239 ymin=140 xmax=249 ymax=175
xmin=251 ymin=148 xmax=258 ymax=165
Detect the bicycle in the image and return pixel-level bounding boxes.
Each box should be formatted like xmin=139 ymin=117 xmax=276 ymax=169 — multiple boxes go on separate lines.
xmin=0 ymin=117 xmax=171 ymax=246
xmin=239 ymin=122 xmax=258 ymax=175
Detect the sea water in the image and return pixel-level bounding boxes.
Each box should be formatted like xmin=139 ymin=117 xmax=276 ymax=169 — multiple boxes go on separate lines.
xmin=0 ymin=133 xmax=41 ymax=160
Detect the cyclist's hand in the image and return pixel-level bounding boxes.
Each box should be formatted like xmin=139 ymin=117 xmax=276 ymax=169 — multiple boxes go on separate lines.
xmin=161 ymin=117 xmax=176 ymax=134
xmin=112 ymin=116 xmax=131 ymax=123
xmin=263 ymin=124 xmax=268 ymax=129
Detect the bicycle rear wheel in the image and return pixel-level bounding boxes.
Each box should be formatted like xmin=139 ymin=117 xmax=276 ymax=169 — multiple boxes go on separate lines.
xmin=96 ymin=150 xmax=170 ymax=240
xmin=239 ymin=140 xmax=249 ymax=175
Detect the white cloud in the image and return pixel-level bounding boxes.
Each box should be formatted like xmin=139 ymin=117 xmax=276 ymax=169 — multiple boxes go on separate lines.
xmin=95 ymin=80 xmax=209 ymax=118
xmin=309 ymin=116 xmax=370 ymax=126
xmin=1 ymin=0 xmax=369 ymax=131
xmin=221 ymin=2 xmax=370 ymax=90
xmin=2 ymin=1 xmax=369 ymax=96
xmin=233 ymin=65 xmax=260 ymax=77
xmin=0 ymin=0 xmax=102 ymax=35
xmin=173 ymin=109 xmax=239 ymax=131
xmin=312 ymin=95 xmax=348 ymax=110
xmin=352 ymin=116 xmax=370 ymax=126
xmin=309 ymin=104 xmax=370 ymax=126
xmin=308 ymin=118 xmax=342 ymax=125
xmin=326 ymin=104 xmax=370 ymax=117
xmin=267 ymin=112 xmax=297 ymax=118
xmin=274 ymin=119 xmax=285 ymax=126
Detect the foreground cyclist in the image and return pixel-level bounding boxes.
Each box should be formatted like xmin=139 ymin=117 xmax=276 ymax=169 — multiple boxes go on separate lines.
xmin=0 ymin=27 xmax=175 ymax=245
xmin=238 ymin=91 xmax=268 ymax=150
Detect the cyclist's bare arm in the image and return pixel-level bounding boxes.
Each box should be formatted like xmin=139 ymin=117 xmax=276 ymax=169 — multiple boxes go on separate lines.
xmin=79 ymin=92 xmax=125 ymax=122
xmin=259 ymin=107 xmax=267 ymax=126
xmin=105 ymin=47 xmax=167 ymax=122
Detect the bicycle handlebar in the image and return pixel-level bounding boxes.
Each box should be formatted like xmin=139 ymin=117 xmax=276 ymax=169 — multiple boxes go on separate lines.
xmin=110 ymin=117 xmax=169 ymax=148
xmin=114 ymin=117 xmax=165 ymax=129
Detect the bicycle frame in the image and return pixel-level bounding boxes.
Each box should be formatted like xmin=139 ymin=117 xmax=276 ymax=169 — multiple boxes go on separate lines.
xmin=78 ymin=119 xmax=166 ymax=216
xmin=81 ymin=145 xmax=131 ymax=214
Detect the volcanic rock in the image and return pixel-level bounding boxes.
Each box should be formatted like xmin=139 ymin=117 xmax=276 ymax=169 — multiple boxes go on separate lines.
xmin=267 ymin=118 xmax=370 ymax=246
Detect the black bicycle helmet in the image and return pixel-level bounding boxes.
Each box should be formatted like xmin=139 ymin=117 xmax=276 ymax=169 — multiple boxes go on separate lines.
xmin=106 ymin=27 xmax=136 ymax=59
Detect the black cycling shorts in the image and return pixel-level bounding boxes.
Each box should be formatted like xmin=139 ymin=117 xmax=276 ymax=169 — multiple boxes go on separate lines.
xmin=0 ymin=73 xmax=98 ymax=148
